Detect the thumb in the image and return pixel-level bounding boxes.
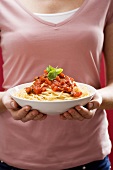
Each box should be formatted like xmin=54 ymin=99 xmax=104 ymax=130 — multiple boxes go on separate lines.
xmin=87 ymin=92 xmax=102 ymax=110
xmin=10 ymin=100 xmax=19 ymax=109
xmin=2 ymin=92 xmax=19 ymax=110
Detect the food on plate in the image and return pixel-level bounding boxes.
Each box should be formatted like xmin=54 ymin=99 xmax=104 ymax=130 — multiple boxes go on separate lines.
xmin=14 ymin=65 xmax=90 ymax=101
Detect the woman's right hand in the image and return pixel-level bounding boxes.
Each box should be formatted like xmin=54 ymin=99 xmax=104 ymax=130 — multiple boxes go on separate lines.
xmin=2 ymin=91 xmax=47 ymax=122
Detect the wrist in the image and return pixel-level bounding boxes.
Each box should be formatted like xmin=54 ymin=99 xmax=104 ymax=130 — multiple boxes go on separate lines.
xmin=0 ymin=91 xmax=7 ymax=113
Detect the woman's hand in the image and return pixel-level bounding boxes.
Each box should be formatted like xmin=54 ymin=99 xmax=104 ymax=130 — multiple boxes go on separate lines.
xmin=60 ymin=91 xmax=102 ymax=120
xmin=2 ymin=92 xmax=47 ymax=122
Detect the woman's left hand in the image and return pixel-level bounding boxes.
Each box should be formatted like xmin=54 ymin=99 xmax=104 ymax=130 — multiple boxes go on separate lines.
xmin=60 ymin=91 xmax=102 ymax=120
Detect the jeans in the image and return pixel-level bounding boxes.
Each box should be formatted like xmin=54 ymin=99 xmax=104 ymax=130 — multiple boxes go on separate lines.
xmin=0 ymin=161 xmax=24 ymax=170
xmin=0 ymin=156 xmax=111 ymax=170
xmin=65 ymin=156 xmax=111 ymax=170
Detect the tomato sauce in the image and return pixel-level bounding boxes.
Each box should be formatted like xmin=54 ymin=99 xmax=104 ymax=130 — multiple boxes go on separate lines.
xmin=25 ymin=70 xmax=82 ymax=97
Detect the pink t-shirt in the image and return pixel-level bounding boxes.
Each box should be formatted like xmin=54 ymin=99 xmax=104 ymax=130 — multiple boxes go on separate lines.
xmin=0 ymin=0 xmax=113 ymax=169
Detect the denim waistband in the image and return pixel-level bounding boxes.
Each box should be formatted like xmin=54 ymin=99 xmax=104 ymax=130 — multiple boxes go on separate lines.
xmin=0 ymin=156 xmax=111 ymax=170
xmin=64 ymin=156 xmax=111 ymax=170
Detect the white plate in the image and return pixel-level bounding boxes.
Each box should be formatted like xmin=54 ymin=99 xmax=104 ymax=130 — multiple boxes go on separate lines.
xmin=8 ymin=82 xmax=96 ymax=115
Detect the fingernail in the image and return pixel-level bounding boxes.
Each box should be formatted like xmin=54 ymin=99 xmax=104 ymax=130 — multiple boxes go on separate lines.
xmin=11 ymin=101 xmax=15 ymax=108
xmin=25 ymin=107 xmax=30 ymax=112
xmin=32 ymin=111 xmax=38 ymax=116
xmin=76 ymin=106 xmax=82 ymax=111
xmin=89 ymin=103 xmax=93 ymax=109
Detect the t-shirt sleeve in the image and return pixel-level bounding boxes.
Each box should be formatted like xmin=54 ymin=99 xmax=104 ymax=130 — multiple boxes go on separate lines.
xmin=106 ymin=0 xmax=113 ymax=25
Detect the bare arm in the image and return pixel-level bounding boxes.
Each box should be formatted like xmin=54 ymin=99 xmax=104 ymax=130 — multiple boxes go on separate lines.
xmin=98 ymin=23 xmax=113 ymax=110
xmin=0 ymin=91 xmax=7 ymax=112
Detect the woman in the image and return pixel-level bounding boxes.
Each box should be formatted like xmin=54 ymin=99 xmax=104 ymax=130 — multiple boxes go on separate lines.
xmin=0 ymin=0 xmax=113 ymax=169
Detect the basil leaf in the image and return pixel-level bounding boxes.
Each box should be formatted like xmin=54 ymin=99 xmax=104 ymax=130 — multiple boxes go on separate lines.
xmin=46 ymin=65 xmax=63 ymax=80
xmin=48 ymin=70 xmax=57 ymax=80
xmin=46 ymin=65 xmax=55 ymax=72
xmin=56 ymin=68 xmax=63 ymax=74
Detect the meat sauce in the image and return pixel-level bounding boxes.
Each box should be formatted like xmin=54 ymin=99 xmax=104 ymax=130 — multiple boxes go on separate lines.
xmin=25 ymin=70 xmax=82 ymax=97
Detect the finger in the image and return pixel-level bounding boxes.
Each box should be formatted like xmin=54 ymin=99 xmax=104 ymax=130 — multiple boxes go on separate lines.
xmin=59 ymin=114 xmax=67 ymax=120
xmin=68 ymin=108 xmax=84 ymax=121
xmin=75 ymin=106 xmax=95 ymax=119
xmin=62 ymin=112 xmax=73 ymax=120
xmin=33 ymin=113 xmax=47 ymax=121
xmin=21 ymin=110 xmax=40 ymax=122
xmin=87 ymin=101 xmax=100 ymax=110
xmin=10 ymin=101 xmax=20 ymax=110
xmin=87 ymin=92 xmax=102 ymax=110
xmin=9 ymin=106 xmax=31 ymax=120
xmin=3 ymin=95 xmax=19 ymax=110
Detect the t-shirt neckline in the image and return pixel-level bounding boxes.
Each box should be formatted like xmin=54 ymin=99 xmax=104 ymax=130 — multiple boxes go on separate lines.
xmin=15 ymin=0 xmax=88 ymax=27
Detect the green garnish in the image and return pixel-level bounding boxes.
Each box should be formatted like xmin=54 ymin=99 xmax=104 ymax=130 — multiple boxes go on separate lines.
xmin=46 ymin=65 xmax=63 ymax=80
